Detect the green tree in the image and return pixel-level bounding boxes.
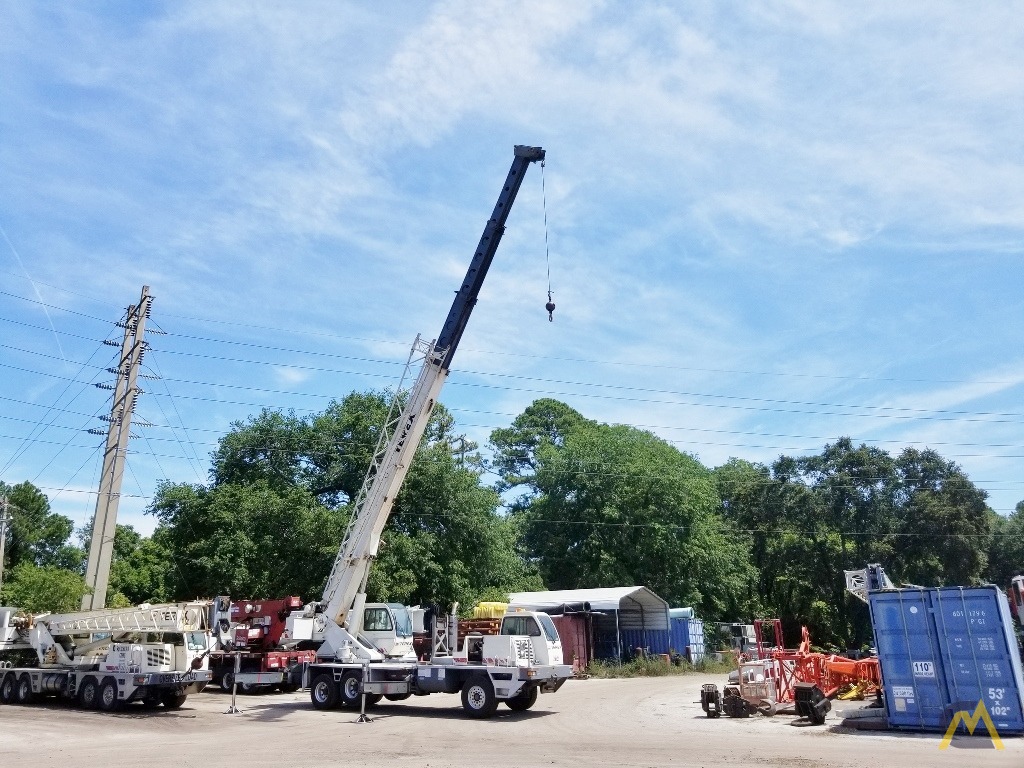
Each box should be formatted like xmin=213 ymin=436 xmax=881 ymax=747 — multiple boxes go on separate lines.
xmin=1 ymin=481 xmax=83 ymax=572
xmin=987 ymin=502 xmax=1024 ymax=586
xmin=374 ymin=441 xmax=543 ymax=607
xmin=715 ymin=456 xmax=847 ymax=646
xmin=148 ymin=390 xmax=542 ymax=609
xmin=504 ymin=413 xmax=753 ymax=620
xmin=147 ymin=480 xmax=345 ymax=600
xmin=210 ymin=409 xmax=310 ymax=491
xmin=0 ymin=562 xmax=89 ymax=613
xmin=893 ymin=448 xmax=991 ymax=587
xmin=106 ymin=525 xmax=172 ymax=606
xmin=489 ymin=398 xmax=587 ymax=492
xmin=714 ymin=441 xmax=994 ymax=649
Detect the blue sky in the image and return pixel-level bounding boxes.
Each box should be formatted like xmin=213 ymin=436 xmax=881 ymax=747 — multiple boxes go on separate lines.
xmin=1 ymin=1 xmax=1022 ymax=538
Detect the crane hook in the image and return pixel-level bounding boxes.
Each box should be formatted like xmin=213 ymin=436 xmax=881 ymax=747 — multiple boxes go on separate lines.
xmin=545 ymin=290 xmax=555 ymax=322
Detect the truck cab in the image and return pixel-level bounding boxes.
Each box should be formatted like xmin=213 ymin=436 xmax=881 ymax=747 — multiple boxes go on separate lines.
xmin=360 ymin=603 xmax=420 ymax=660
xmin=456 ymin=610 xmax=564 ymax=667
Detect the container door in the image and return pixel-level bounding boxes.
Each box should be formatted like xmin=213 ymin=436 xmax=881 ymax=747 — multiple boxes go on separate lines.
xmin=869 ymin=589 xmax=948 ymax=730
xmin=670 ymin=618 xmax=690 ymax=657
xmin=690 ymin=619 xmax=705 ymax=664
xmin=930 ymin=586 xmax=1024 ymax=734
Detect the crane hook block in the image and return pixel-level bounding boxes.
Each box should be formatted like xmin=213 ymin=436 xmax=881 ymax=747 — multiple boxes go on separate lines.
xmin=545 ymin=299 xmax=556 ymax=322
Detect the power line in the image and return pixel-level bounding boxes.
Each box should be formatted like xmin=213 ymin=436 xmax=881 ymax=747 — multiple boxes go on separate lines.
xmin=5 ymin=289 xmax=1024 ymax=387
xmin=7 ymin=352 xmax=1024 ymax=428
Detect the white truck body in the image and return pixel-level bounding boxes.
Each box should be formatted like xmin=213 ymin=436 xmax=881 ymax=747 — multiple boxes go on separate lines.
xmin=304 ymin=609 xmax=572 ymax=717
xmin=0 ymin=602 xmax=212 ymax=711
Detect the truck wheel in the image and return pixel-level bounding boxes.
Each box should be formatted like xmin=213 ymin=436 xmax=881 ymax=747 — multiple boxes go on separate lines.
xmin=15 ymin=674 xmax=35 ymax=705
xmin=141 ymin=693 xmax=162 ymax=710
xmin=78 ymin=676 xmax=99 ymax=709
xmin=310 ymin=673 xmax=339 ymax=710
xmin=505 ymin=685 xmax=538 ymax=712
xmin=219 ymin=672 xmax=234 ymax=693
xmin=461 ymin=675 xmax=498 ymax=719
xmin=384 ymin=692 xmax=411 ymax=702
xmin=161 ymin=690 xmax=188 ymax=710
xmin=98 ymin=677 xmax=121 ymax=712
xmin=0 ymin=673 xmax=15 ymax=704
xmin=279 ymin=681 xmax=299 ymax=693
xmin=338 ymin=671 xmax=362 ymax=708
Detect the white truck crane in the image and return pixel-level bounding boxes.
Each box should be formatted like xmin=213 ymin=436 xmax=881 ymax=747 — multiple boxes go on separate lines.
xmin=0 ymin=601 xmax=212 ymax=711
xmin=292 ymin=145 xmax=573 ymax=718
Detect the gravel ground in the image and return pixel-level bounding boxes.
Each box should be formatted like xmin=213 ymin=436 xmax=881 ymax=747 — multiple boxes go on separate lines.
xmin=0 ymin=674 xmax=1020 ymax=767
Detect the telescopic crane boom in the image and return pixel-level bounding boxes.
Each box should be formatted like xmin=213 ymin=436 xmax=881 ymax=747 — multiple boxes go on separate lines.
xmin=316 ymin=146 xmax=545 ymax=661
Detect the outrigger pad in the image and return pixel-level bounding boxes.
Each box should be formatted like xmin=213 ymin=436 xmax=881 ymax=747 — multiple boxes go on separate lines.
xmin=700 ymin=683 xmax=723 ymax=718
xmin=794 ymin=682 xmax=831 ymax=725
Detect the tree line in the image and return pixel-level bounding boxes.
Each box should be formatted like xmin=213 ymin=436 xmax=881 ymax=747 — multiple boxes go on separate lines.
xmin=2 ymin=393 xmax=1021 ymax=649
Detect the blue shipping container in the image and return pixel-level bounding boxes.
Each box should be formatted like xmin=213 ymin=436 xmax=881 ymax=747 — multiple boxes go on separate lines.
xmin=669 ymin=617 xmax=706 ymax=664
xmin=869 ymin=585 xmax=1024 ymax=734
xmin=620 ymin=628 xmax=670 ymax=658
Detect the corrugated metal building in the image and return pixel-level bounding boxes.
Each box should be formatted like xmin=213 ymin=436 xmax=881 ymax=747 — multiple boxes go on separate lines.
xmin=508 ymin=586 xmax=670 ymax=663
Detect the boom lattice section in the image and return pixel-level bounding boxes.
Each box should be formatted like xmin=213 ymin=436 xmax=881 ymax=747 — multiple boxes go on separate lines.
xmin=321 ymin=336 xmax=439 ymax=617
xmin=41 ymin=603 xmax=208 ymax=635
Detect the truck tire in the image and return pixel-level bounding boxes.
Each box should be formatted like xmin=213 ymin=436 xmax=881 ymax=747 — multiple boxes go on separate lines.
xmin=78 ymin=676 xmax=99 ymax=709
xmin=219 ymin=672 xmax=234 ymax=693
xmin=98 ymin=677 xmax=120 ymax=712
xmin=384 ymin=692 xmax=411 ymax=702
xmin=161 ymin=690 xmax=188 ymax=710
xmin=0 ymin=673 xmax=15 ymax=704
xmin=338 ymin=671 xmax=362 ymax=708
xmin=461 ymin=675 xmax=498 ymax=719
xmin=141 ymin=693 xmax=162 ymax=710
xmin=505 ymin=685 xmax=538 ymax=712
xmin=15 ymin=674 xmax=35 ymax=705
xmin=310 ymin=673 xmax=339 ymax=710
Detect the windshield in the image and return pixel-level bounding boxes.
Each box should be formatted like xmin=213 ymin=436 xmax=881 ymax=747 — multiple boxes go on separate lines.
xmin=501 ymin=615 xmax=541 ymax=637
xmin=388 ymin=604 xmax=413 ymax=637
xmin=537 ymin=613 xmax=560 ymax=643
xmin=363 ymin=607 xmax=394 ymax=633
xmin=186 ymin=632 xmax=207 ymax=651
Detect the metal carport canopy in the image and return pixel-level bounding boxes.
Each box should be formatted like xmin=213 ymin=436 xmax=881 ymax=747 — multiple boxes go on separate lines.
xmin=507 ymin=586 xmax=670 ymax=631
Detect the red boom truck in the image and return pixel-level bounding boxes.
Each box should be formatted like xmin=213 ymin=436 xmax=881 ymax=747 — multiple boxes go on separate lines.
xmin=208 ymin=596 xmax=317 ymax=693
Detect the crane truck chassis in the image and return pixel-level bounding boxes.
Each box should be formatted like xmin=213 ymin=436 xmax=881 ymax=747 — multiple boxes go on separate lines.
xmin=303 ymin=608 xmax=571 ymax=717
xmin=0 ymin=603 xmax=212 ymax=711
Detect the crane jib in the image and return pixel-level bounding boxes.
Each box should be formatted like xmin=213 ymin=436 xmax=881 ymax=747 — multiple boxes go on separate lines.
xmin=435 ymin=145 xmax=545 ymax=370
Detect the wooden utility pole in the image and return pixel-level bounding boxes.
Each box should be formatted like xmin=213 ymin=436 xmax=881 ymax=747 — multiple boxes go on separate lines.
xmin=81 ymin=286 xmax=152 ymax=610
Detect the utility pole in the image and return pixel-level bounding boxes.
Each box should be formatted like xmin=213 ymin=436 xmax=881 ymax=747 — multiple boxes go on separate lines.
xmin=0 ymin=496 xmax=11 ymax=600
xmin=81 ymin=286 xmax=153 ymax=610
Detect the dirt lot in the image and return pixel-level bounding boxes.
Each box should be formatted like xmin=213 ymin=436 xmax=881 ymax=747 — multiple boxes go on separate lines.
xmin=0 ymin=674 xmax=1020 ymax=767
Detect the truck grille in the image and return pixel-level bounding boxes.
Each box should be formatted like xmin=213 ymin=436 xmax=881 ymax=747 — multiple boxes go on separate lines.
xmin=147 ymin=648 xmax=172 ymax=667
xmin=513 ymin=638 xmax=535 ymax=664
